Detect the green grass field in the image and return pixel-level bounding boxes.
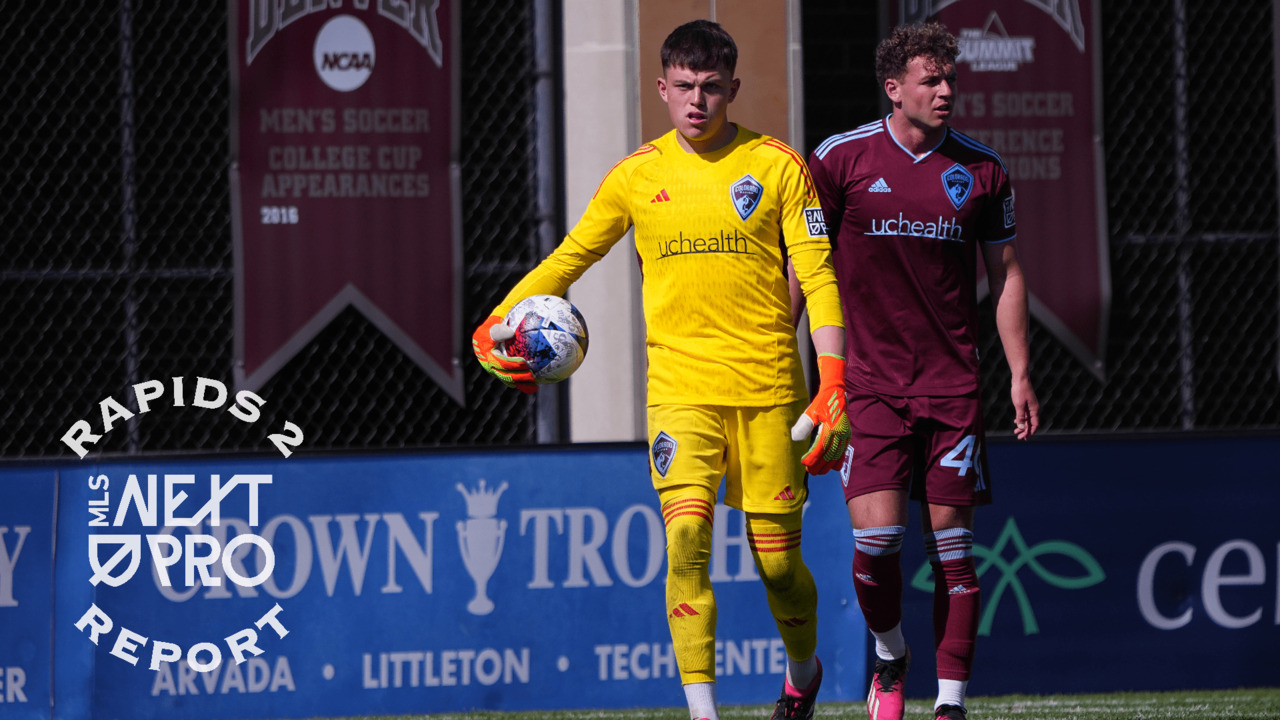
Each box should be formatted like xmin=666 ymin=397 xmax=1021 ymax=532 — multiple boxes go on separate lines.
xmin=335 ymin=687 xmax=1280 ymax=720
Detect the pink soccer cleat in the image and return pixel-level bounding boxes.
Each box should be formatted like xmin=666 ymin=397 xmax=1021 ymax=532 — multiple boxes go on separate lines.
xmin=866 ymin=647 xmax=910 ymax=720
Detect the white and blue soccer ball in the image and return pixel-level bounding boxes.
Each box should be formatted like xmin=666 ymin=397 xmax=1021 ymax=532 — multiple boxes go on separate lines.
xmin=503 ymin=295 xmax=589 ymax=384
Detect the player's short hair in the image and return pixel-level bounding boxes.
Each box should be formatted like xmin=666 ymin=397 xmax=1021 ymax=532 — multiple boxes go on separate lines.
xmin=875 ymin=22 xmax=958 ymax=86
xmin=661 ymin=19 xmax=737 ymax=75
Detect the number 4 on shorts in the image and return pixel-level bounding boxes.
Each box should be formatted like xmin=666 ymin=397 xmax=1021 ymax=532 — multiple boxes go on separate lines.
xmin=940 ymin=435 xmax=987 ymax=491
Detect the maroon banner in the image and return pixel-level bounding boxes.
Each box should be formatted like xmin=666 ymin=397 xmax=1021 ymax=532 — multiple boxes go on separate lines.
xmin=229 ymin=0 xmax=462 ymax=400
xmin=895 ymin=0 xmax=1109 ymax=377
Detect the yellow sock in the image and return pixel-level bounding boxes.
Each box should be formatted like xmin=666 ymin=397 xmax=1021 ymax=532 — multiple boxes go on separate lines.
xmin=661 ymin=487 xmax=718 ymax=685
xmin=747 ymin=510 xmax=818 ymax=662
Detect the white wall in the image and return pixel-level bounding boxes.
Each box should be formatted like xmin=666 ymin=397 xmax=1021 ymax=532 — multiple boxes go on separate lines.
xmin=563 ymin=0 xmax=647 ymax=442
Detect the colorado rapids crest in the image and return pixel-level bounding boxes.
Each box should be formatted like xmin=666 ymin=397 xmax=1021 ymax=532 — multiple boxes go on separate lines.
xmin=731 ymin=174 xmax=763 ymax=220
xmin=941 ymin=164 xmax=974 ymax=210
xmin=651 ymin=431 xmax=677 ymax=477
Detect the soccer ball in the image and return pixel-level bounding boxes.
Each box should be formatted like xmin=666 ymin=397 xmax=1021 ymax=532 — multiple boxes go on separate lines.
xmin=502 ymin=295 xmax=589 ymax=384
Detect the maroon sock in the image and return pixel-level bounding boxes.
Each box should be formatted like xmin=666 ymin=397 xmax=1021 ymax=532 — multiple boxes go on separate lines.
xmin=852 ymin=548 xmax=903 ymax=633
xmin=932 ymin=557 xmax=980 ymax=680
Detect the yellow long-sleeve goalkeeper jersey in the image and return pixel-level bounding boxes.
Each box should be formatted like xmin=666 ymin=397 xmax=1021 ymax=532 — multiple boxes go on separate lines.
xmin=496 ymin=126 xmax=843 ymax=406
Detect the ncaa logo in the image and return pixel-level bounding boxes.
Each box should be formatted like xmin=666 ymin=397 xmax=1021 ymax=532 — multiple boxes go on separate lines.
xmin=314 ymin=15 xmax=375 ymax=92
xmin=651 ymin=431 xmax=678 ymax=478
xmin=730 ymin=174 xmax=764 ymax=221
xmin=941 ymin=163 xmax=974 ymax=210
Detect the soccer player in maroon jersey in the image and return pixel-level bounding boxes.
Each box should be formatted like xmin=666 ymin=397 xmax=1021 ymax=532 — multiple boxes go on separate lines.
xmin=803 ymin=22 xmax=1041 ymax=720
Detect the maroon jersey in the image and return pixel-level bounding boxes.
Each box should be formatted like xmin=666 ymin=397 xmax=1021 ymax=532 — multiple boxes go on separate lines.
xmin=809 ymin=117 xmax=1016 ymax=396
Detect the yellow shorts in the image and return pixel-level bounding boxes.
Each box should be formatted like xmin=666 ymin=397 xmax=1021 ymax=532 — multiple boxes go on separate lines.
xmin=646 ymin=399 xmax=810 ymax=513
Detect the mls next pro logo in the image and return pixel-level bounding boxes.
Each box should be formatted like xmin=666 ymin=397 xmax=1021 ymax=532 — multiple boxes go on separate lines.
xmin=62 ymin=376 xmax=305 ymax=673
xmin=911 ymin=516 xmax=1104 ymax=635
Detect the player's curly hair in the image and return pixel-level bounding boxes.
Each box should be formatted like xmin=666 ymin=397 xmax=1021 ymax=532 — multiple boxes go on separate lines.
xmin=875 ymin=22 xmax=958 ymax=86
xmin=661 ymin=19 xmax=738 ymax=75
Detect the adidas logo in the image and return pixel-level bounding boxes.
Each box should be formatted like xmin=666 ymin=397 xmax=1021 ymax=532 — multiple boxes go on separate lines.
xmin=868 ymin=177 xmax=892 ymax=193
xmin=949 ymin=584 xmax=974 ymax=595
xmin=668 ymin=602 xmax=700 ymax=619
xmin=651 ymin=188 xmax=671 ymax=203
xmin=773 ymin=485 xmax=795 ymax=501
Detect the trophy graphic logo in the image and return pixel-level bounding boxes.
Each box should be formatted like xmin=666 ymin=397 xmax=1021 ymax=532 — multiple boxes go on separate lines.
xmin=456 ymin=479 xmax=509 ymax=615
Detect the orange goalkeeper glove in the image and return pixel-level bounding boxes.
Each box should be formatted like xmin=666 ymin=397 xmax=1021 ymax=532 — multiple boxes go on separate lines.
xmin=472 ymin=315 xmax=537 ymax=394
xmin=790 ymin=353 xmax=851 ymax=475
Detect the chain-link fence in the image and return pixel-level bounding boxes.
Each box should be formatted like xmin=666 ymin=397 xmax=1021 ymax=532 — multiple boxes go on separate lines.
xmin=1 ymin=1 xmax=549 ymax=457
xmin=976 ymin=0 xmax=1280 ymax=433
xmin=2 ymin=2 xmax=1278 ymax=460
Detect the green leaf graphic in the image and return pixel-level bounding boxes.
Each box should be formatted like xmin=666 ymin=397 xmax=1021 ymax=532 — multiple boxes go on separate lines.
xmin=909 ymin=517 xmax=1105 ymax=636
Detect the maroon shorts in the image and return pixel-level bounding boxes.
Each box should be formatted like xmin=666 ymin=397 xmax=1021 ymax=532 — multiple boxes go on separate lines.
xmin=837 ymin=388 xmax=992 ymax=507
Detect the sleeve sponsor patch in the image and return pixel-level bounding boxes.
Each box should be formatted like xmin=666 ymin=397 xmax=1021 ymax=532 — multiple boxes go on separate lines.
xmin=1003 ymin=196 xmax=1015 ymax=229
xmin=805 ymin=207 xmax=827 ymax=237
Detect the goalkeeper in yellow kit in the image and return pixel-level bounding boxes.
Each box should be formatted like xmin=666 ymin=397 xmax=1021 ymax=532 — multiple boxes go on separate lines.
xmin=473 ymin=20 xmax=848 ymax=720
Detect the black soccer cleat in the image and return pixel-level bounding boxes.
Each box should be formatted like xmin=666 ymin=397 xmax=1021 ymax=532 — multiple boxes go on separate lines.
xmin=769 ymin=657 xmax=823 ymax=720
xmin=934 ymin=704 xmax=968 ymax=720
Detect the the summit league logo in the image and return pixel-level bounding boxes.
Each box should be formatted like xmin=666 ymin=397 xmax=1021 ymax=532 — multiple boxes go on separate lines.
xmin=941 ymin=164 xmax=974 ymax=211
xmin=651 ymin=431 xmax=677 ymax=478
xmin=957 ymin=13 xmax=1036 ymax=73
xmin=730 ymin=174 xmax=764 ymax=221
